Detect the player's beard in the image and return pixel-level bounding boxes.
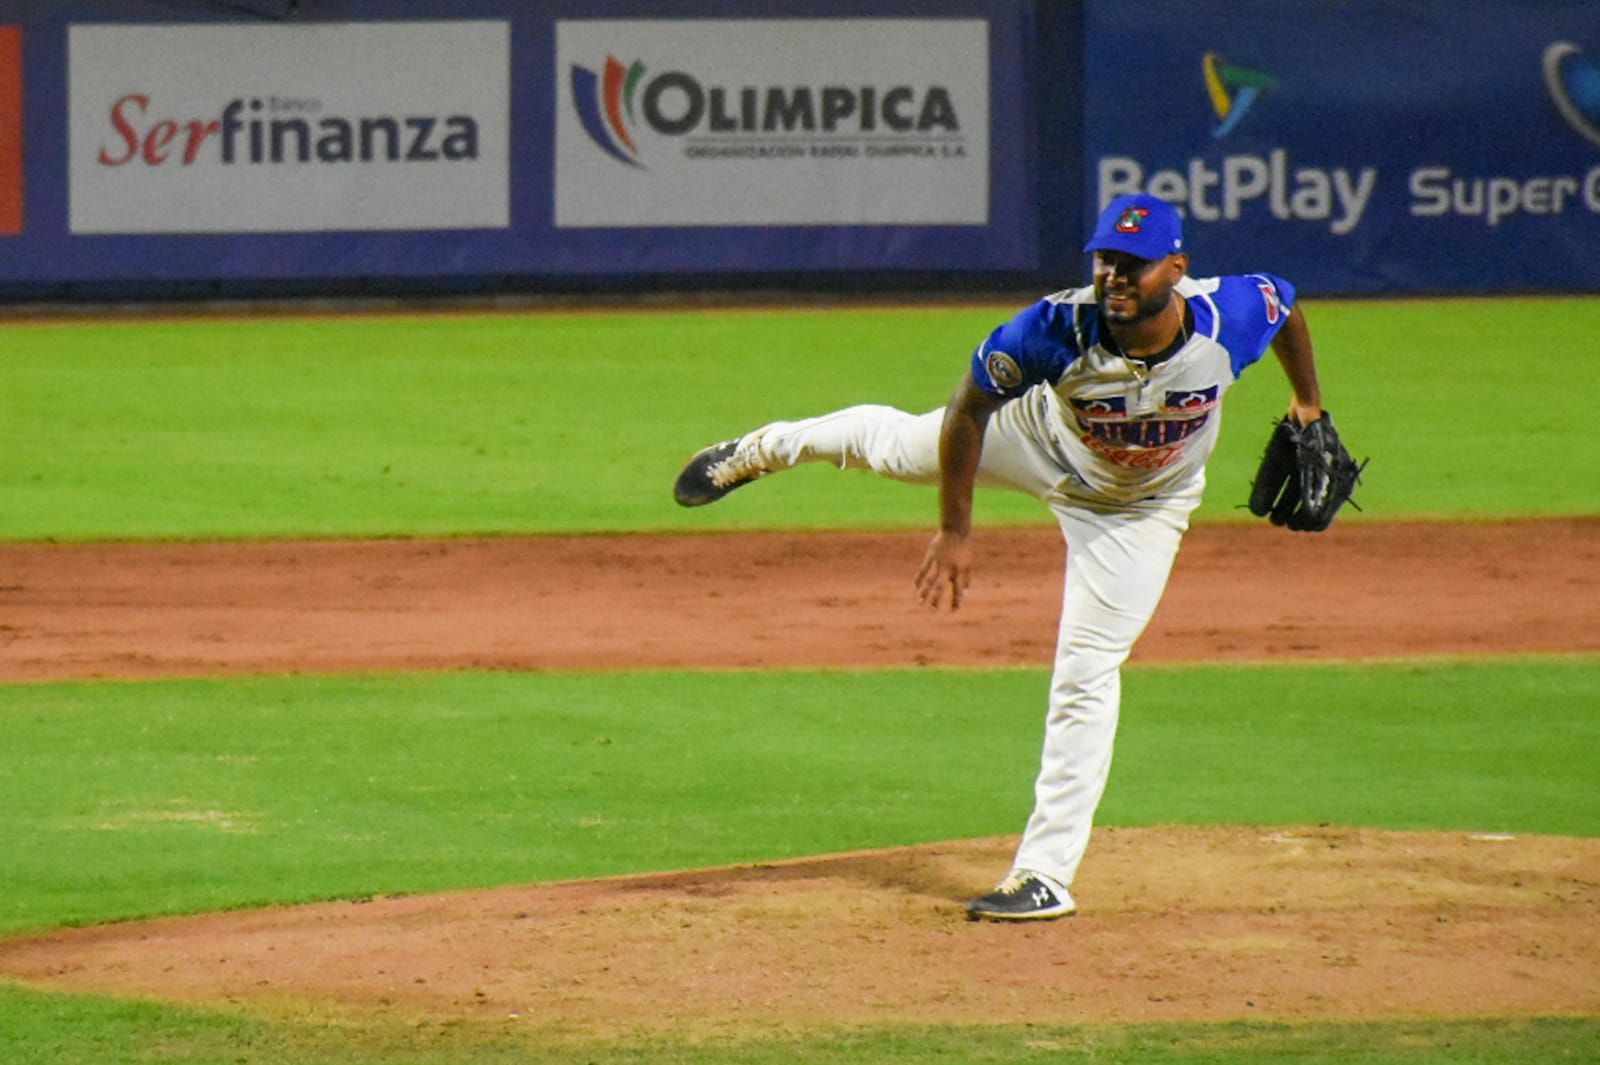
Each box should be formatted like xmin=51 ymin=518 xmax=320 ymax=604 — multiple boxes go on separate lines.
xmin=1096 ymin=284 xmax=1169 ymax=327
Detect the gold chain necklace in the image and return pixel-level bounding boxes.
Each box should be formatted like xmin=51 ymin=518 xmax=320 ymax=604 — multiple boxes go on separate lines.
xmin=1108 ymin=302 xmax=1189 ymax=385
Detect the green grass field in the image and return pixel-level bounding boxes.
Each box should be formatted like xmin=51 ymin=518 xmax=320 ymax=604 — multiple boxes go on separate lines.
xmin=2 ymin=987 xmax=1594 ymax=1065
xmin=2 ymin=297 xmax=1596 ymax=1064
xmin=5 ymin=659 xmax=1593 ymax=936
xmin=6 ymin=296 xmax=1597 ymax=540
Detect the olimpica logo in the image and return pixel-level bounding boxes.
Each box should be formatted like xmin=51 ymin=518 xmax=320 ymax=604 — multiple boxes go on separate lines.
xmin=571 ymin=56 xmax=645 ymax=168
xmin=570 ymin=54 xmax=964 ymax=169
xmin=1202 ymin=52 xmax=1277 ymax=139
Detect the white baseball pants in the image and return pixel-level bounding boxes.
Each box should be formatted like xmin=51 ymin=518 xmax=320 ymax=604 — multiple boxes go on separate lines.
xmin=753 ymin=400 xmax=1202 ymax=889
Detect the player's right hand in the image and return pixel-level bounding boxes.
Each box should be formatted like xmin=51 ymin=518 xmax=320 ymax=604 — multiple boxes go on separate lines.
xmin=915 ymin=530 xmax=974 ymax=611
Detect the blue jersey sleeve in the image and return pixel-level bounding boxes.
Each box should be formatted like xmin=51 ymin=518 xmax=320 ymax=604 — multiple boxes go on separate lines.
xmin=969 ymin=299 xmax=1082 ymax=398
xmin=1212 ymin=272 xmax=1297 ymax=378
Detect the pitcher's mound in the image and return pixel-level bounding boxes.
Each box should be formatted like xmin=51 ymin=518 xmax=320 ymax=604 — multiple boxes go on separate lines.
xmin=4 ymin=826 xmax=1596 ymax=1037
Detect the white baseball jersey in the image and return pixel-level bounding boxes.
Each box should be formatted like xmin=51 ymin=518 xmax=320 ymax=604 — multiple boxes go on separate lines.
xmin=970 ymin=273 xmax=1296 ymax=504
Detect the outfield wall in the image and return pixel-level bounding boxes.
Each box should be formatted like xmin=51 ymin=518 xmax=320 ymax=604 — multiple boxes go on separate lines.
xmin=0 ymin=0 xmax=1595 ymax=300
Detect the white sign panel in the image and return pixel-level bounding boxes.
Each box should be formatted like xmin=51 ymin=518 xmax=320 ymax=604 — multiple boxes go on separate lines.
xmin=69 ymin=22 xmax=509 ymax=235
xmin=555 ymin=19 xmax=990 ymax=227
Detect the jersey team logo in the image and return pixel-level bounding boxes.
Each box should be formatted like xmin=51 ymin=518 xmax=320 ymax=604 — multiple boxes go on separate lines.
xmin=1253 ymin=276 xmax=1283 ymax=324
xmin=1543 ymin=41 xmax=1600 ymax=149
xmin=1069 ymin=395 xmax=1129 ymax=420
xmin=985 ymin=349 xmax=1024 ymax=390
xmin=1202 ymin=52 xmax=1277 ymax=139
xmin=1165 ymin=386 xmax=1219 ymax=412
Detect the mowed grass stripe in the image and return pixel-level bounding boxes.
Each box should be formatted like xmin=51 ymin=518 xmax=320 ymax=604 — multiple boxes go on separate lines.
xmin=2 ymin=657 xmax=1593 ymax=934
xmin=5 ymin=297 xmax=1597 ymax=541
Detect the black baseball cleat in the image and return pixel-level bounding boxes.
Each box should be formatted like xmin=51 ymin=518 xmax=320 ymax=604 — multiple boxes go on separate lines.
xmin=673 ymin=435 xmax=769 ymax=507
xmin=965 ymin=871 xmax=1077 ymax=922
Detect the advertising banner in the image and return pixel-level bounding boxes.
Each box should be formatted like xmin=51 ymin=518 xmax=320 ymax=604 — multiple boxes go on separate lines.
xmin=553 ymin=19 xmax=990 ymax=228
xmin=0 ymin=0 xmax=1034 ymax=289
xmin=7 ymin=0 xmax=1596 ymax=295
xmin=68 ymin=21 xmax=510 ymax=235
xmin=1082 ymin=0 xmax=1600 ymax=293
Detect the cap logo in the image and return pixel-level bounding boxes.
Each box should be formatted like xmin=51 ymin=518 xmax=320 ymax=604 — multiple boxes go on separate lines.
xmin=1114 ymin=207 xmax=1150 ymax=234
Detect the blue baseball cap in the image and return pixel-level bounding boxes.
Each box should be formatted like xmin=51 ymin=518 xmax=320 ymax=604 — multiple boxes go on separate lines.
xmin=1084 ymin=193 xmax=1184 ymax=259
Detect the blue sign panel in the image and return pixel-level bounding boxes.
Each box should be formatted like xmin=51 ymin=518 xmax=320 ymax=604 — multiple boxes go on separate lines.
xmin=1082 ymin=1 xmax=1600 ymax=294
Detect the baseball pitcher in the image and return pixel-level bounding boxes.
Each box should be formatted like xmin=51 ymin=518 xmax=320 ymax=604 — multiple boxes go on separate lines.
xmin=673 ymin=193 xmax=1363 ymax=920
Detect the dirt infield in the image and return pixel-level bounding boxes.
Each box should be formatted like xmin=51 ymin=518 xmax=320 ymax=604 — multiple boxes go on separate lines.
xmin=1 ymin=518 xmax=1597 ymax=1035
xmin=2 ymin=519 xmax=1596 ymax=681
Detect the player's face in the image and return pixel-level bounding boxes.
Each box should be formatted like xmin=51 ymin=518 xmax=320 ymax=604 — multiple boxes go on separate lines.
xmin=1093 ymin=251 xmax=1182 ymax=325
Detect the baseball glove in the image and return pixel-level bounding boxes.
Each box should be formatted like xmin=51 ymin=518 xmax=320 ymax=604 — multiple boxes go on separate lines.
xmin=1247 ymin=412 xmax=1366 ymax=532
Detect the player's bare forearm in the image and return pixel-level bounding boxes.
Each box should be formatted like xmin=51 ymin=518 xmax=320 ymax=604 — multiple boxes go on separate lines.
xmin=1270 ymin=306 xmax=1323 ymax=425
xmin=916 ymin=374 xmax=1003 ymax=610
xmin=936 ymin=372 xmax=1002 ymax=534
